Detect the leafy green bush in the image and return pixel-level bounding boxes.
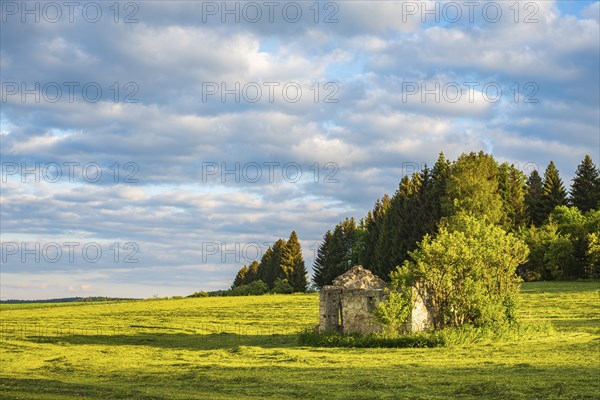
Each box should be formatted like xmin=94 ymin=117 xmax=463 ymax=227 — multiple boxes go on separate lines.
xmin=586 ymin=232 xmax=600 ymax=277
xmin=372 ymin=267 xmax=413 ymax=334
xmin=393 ymin=213 xmax=528 ymax=329
xmin=271 ymin=278 xmax=294 ymax=294
xmin=188 ymin=291 xmax=209 ymax=298
xmin=229 ymin=280 xmax=269 ymax=296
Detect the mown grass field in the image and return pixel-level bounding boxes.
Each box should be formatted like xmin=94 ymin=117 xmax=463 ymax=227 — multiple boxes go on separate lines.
xmin=0 ymin=281 xmax=599 ymax=399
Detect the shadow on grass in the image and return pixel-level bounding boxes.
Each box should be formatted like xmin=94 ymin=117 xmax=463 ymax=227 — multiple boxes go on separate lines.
xmin=552 ymin=318 xmax=600 ymax=334
xmin=520 ymin=280 xmax=600 ymax=293
xmin=25 ymin=332 xmax=299 ymax=350
xmin=0 ymin=377 xmax=166 ymax=400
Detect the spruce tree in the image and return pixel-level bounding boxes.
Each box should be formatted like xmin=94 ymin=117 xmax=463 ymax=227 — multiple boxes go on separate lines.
xmin=244 ymin=260 xmax=260 ymax=285
xmin=338 ymin=218 xmax=360 ymax=268
xmin=420 ymin=152 xmax=450 ymax=231
xmin=399 ymin=172 xmax=426 ymax=262
xmin=258 ymin=247 xmax=273 ymax=287
xmin=375 ymin=176 xmax=411 ymax=278
xmin=271 ymin=239 xmax=288 ymax=286
xmin=431 ymin=152 xmax=450 ymax=220
xmin=288 ymin=261 xmax=308 ymax=292
xmin=371 ymin=157 xmax=448 ymax=280
xmin=498 ymin=163 xmax=527 ymax=230
xmin=232 ymin=265 xmax=248 ymax=288
xmin=541 ymin=161 xmax=567 ymax=219
xmin=283 ymin=231 xmax=308 ymax=292
xmin=359 ymin=194 xmax=390 ymax=271
xmin=509 ymin=166 xmax=528 ymax=227
xmin=571 ymin=155 xmax=600 ymax=212
xmin=311 ymin=218 xmax=359 ymax=288
xmin=525 ymin=169 xmax=545 ymax=226
xmin=417 ymin=164 xmax=438 ymax=235
xmin=312 ymin=230 xmax=333 ymax=288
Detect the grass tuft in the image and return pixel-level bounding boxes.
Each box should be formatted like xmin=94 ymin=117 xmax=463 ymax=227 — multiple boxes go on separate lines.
xmin=298 ymin=321 xmax=556 ymax=348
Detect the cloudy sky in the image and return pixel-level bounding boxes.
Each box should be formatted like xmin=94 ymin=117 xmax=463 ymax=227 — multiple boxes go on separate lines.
xmin=1 ymin=0 xmax=598 ymax=299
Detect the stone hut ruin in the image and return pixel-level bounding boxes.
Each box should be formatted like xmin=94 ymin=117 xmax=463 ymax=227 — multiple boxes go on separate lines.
xmin=318 ymin=265 xmax=433 ymax=334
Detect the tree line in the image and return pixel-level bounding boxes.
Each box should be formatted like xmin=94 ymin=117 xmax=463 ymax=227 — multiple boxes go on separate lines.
xmin=313 ymin=152 xmax=600 ymax=288
xmin=230 ymin=231 xmax=308 ymax=294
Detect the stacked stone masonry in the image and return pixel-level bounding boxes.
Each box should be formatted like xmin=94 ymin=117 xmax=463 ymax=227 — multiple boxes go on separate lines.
xmin=318 ymin=265 xmax=433 ymax=334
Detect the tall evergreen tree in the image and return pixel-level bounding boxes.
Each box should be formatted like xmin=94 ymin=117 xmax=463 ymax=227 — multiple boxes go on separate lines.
xmin=257 ymin=247 xmax=274 ymax=287
xmin=245 ymin=260 xmax=260 ymax=284
xmin=257 ymin=240 xmax=287 ymax=290
xmin=312 ymin=230 xmax=334 ymax=288
xmin=399 ymin=172 xmax=426 ymax=261
xmin=525 ymin=169 xmax=545 ymax=226
xmin=338 ymin=218 xmax=361 ymax=268
xmin=282 ymin=231 xmax=308 ymax=292
xmin=429 ymin=152 xmax=451 ymax=222
xmin=232 ymin=265 xmax=249 ymax=288
xmin=541 ymin=161 xmax=567 ymax=219
xmin=312 ymin=218 xmax=359 ymax=288
xmin=375 ymin=175 xmax=411 ymax=278
xmin=417 ymin=153 xmax=450 ymax=235
xmin=359 ymin=194 xmax=390 ymax=270
xmin=416 ymin=164 xmax=436 ymax=234
xmin=270 ymin=239 xmax=288 ymax=286
xmin=498 ymin=163 xmax=527 ymax=230
xmin=571 ymin=155 xmax=600 ymax=212
xmin=369 ymin=157 xmax=448 ymax=280
xmin=288 ymin=261 xmax=308 ymax=292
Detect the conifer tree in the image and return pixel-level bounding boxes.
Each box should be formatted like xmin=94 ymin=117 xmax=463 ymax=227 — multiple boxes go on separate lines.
xmin=375 ymin=176 xmax=411 ymax=277
xmin=525 ymin=169 xmax=545 ymax=226
xmin=232 ymin=265 xmax=248 ymax=288
xmin=282 ymin=231 xmax=308 ymax=292
xmin=498 ymin=163 xmax=527 ymax=230
xmin=541 ymin=161 xmax=567 ymax=219
xmin=419 ymin=153 xmax=450 ymax=232
xmin=370 ymin=158 xmax=448 ymax=280
xmin=430 ymin=152 xmax=450 ymax=220
xmin=399 ymin=172 xmax=426 ymax=262
xmin=312 ymin=230 xmax=333 ymax=288
xmin=288 ymin=261 xmax=308 ymax=292
xmin=244 ymin=260 xmax=260 ymax=285
xmin=312 ymin=218 xmax=359 ymax=288
xmin=271 ymin=239 xmax=288 ymax=286
xmin=257 ymin=247 xmax=273 ymax=287
xmin=359 ymin=194 xmax=390 ymax=270
xmin=571 ymin=155 xmax=600 ymax=212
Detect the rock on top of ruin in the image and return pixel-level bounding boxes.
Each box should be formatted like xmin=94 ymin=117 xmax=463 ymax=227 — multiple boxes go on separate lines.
xmin=331 ymin=265 xmax=387 ymax=290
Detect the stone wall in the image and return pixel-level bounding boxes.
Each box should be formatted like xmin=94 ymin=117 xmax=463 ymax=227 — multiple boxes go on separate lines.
xmin=319 ymin=287 xmax=386 ymax=334
xmin=402 ymin=284 xmax=434 ymax=333
xmin=319 ymin=285 xmax=434 ymax=334
xmin=340 ymin=288 xmax=386 ymax=334
xmin=319 ymin=287 xmax=342 ymax=332
xmin=332 ymin=266 xmax=386 ymax=290
xmin=318 ymin=266 xmax=433 ymax=334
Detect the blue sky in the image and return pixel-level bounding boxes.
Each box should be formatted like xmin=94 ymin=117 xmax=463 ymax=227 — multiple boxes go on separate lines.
xmin=1 ymin=1 xmax=599 ymax=299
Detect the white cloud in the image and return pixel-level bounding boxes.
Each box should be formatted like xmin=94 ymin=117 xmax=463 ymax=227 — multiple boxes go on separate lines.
xmin=0 ymin=0 xmax=597 ymax=299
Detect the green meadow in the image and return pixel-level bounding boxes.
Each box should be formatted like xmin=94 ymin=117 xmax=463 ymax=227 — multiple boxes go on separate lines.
xmin=1 ymin=281 xmax=599 ymax=399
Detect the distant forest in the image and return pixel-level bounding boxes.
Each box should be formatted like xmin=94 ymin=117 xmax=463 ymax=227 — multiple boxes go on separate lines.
xmin=0 ymin=297 xmax=137 ymax=304
xmin=230 ymin=151 xmax=599 ymax=294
